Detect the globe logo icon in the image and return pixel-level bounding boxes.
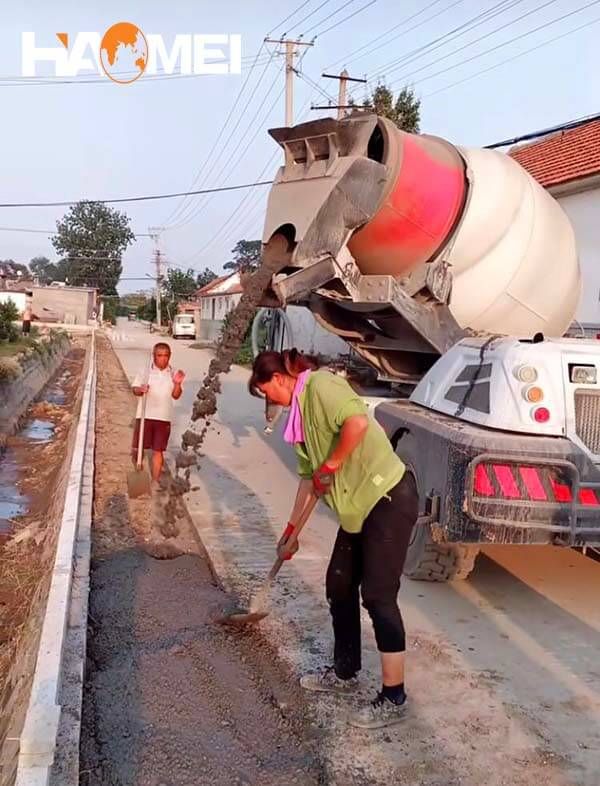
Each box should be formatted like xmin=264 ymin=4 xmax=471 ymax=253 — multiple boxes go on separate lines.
xmin=100 ymin=22 xmax=148 ymax=84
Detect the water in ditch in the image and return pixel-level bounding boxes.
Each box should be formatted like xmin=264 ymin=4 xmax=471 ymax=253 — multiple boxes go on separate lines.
xmin=0 ymin=396 xmax=60 ymax=539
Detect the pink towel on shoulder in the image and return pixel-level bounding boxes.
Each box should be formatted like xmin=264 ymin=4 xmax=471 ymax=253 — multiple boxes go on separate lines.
xmin=283 ymin=370 xmax=311 ymax=444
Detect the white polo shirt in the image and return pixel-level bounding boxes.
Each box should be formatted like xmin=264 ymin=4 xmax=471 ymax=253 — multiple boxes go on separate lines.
xmin=133 ymin=364 xmax=175 ymax=422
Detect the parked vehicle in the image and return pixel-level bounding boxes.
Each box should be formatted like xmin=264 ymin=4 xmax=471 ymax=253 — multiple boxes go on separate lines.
xmin=257 ymin=114 xmax=600 ymax=581
xmin=172 ymin=313 xmax=196 ymax=340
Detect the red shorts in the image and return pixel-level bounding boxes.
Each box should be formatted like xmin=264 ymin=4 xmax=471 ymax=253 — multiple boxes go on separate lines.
xmin=132 ymin=418 xmax=171 ymax=453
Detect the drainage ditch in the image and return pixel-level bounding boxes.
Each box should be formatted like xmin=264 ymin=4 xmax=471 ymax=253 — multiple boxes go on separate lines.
xmin=0 ymin=343 xmax=88 ymax=785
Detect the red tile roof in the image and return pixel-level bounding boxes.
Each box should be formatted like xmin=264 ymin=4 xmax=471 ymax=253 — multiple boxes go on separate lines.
xmin=510 ymin=119 xmax=600 ymax=188
xmin=196 ymin=273 xmax=244 ymax=298
xmin=196 ymin=274 xmax=229 ymax=296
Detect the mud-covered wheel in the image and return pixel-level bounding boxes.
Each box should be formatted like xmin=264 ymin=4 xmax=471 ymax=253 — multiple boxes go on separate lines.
xmin=403 ymin=519 xmax=479 ymax=581
xmin=396 ymin=431 xmax=479 ymax=582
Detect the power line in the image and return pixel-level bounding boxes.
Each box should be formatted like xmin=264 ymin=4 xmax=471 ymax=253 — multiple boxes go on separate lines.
xmin=268 ymin=0 xmax=315 ymax=35
xmin=312 ymin=0 xmax=379 ymax=38
xmin=380 ymin=0 xmax=556 ymax=85
xmin=287 ymin=0 xmax=336 ymax=33
xmin=164 ymin=49 xmax=280 ymax=229
xmin=293 ymin=67 xmax=338 ymax=102
xmin=0 ymin=180 xmax=273 ymax=209
xmin=0 ymin=226 xmax=152 ymax=238
xmin=165 ymin=63 xmax=283 ymax=231
xmin=325 ymin=0 xmax=446 ymax=69
xmin=486 ymin=110 xmax=600 ymax=149
xmin=424 ymin=15 xmax=600 ymax=100
xmin=387 ymin=0 xmax=600 ymax=91
xmin=162 ymin=42 xmax=269 ymax=227
xmin=303 ymin=0 xmax=361 ymax=36
xmin=0 ymin=59 xmax=274 ymax=88
xmin=180 ymin=93 xmax=315 ymax=266
xmin=344 ymin=0 xmax=467 ymax=78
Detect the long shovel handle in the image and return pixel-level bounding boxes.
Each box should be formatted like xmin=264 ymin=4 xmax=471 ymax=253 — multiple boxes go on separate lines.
xmin=136 ymin=357 xmax=152 ymax=470
xmin=266 ymin=493 xmax=320 ymax=582
xmin=136 ymin=394 xmax=147 ymax=470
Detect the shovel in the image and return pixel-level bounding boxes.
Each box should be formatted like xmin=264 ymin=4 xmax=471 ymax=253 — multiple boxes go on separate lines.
xmin=127 ymin=379 xmax=152 ymax=499
xmin=218 ymin=493 xmax=319 ymax=627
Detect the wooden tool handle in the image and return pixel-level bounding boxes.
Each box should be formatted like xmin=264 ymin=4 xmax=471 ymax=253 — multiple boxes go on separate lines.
xmin=136 ymin=393 xmax=147 ymax=470
xmin=135 ymin=357 xmax=151 ymax=471
xmin=267 ymin=494 xmax=319 ymax=582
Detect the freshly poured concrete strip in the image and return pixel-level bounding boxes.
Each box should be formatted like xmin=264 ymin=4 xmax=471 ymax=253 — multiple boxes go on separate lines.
xmin=15 ymin=335 xmax=96 ymax=786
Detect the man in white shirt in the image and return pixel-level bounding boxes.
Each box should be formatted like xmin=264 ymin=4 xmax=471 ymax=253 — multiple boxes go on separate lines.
xmin=132 ymin=342 xmax=185 ymax=483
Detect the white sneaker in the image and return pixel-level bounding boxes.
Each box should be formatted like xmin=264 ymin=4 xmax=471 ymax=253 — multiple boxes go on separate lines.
xmin=349 ymin=692 xmax=408 ymax=729
xmin=300 ymin=667 xmax=359 ymax=695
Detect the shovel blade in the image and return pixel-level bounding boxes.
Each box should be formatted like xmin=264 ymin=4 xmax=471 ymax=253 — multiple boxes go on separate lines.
xmin=216 ymin=609 xmax=269 ymax=627
xmin=127 ymin=468 xmax=151 ymax=499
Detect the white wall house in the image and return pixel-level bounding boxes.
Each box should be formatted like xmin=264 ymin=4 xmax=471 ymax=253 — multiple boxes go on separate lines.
xmin=511 ymin=119 xmax=600 ymax=335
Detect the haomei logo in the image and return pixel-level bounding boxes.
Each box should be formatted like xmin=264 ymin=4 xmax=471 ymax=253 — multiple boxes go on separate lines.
xmin=22 ymin=22 xmax=242 ymax=82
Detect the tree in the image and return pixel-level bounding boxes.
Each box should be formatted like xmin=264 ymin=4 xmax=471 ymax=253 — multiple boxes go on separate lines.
xmin=357 ymin=84 xmax=421 ymax=133
xmin=196 ymin=267 xmax=218 ymax=289
xmin=162 ymin=268 xmax=198 ymax=305
xmin=120 ymin=291 xmax=149 ymax=311
xmin=0 ymin=299 xmax=19 ymax=342
xmin=0 ymin=260 xmax=30 ymax=278
xmin=224 ymin=239 xmax=262 ymax=273
xmin=29 ymin=256 xmax=63 ymax=284
xmin=52 ymin=201 xmax=135 ymax=294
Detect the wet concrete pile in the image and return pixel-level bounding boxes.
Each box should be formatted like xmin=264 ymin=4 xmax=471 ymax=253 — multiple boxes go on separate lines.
xmin=162 ymin=256 xmax=280 ymax=532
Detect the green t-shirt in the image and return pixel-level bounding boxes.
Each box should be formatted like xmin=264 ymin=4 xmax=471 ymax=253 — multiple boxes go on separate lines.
xmin=294 ymin=370 xmax=405 ymax=533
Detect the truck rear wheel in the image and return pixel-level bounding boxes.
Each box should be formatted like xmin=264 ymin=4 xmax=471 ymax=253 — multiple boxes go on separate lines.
xmin=396 ymin=432 xmax=479 ymax=582
xmin=404 ymin=520 xmax=479 ymax=581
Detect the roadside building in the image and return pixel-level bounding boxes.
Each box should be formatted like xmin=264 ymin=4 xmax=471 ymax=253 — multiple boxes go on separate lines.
xmin=510 ymin=118 xmax=600 ymax=336
xmin=191 ymin=272 xmax=244 ymax=342
xmin=30 ymin=284 xmax=98 ymax=325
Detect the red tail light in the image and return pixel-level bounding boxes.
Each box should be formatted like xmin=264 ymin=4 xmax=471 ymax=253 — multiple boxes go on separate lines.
xmin=474 ymin=464 xmax=494 ymax=496
xmin=472 ymin=462 xmax=599 ymax=506
xmin=492 ymin=465 xmax=521 ymax=498
xmin=549 ymin=477 xmax=572 ymax=502
xmin=519 ymin=466 xmax=548 ymax=501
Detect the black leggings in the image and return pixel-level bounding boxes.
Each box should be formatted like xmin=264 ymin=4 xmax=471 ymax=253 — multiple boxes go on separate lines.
xmin=325 ymin=472 xmax=418 ymax=679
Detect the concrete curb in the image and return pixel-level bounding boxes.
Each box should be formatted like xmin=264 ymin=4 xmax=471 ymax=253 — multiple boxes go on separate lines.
xmin=14 ymin=333 xmax=96 ymax=786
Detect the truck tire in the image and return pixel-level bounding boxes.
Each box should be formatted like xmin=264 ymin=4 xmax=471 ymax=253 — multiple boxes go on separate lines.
xmin=404 ymin=520 xmax=479 ymax=581
xmin=395 ymin=432 xmax=479 ymax=582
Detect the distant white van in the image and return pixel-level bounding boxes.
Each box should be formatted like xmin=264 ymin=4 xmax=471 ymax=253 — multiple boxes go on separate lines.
xmin=172 ymin=313 xmax=196 ymax=339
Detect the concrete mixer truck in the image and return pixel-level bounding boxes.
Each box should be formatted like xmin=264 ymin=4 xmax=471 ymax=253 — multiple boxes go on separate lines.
xmin=258 ymin=113 xmax=600 ymax=581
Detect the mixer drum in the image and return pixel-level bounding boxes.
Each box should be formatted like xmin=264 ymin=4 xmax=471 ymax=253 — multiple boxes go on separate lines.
xmin=347 ymin=121 xmax=467 ymax=277
xmin=263 ymin=114 xmax=580 ymax=351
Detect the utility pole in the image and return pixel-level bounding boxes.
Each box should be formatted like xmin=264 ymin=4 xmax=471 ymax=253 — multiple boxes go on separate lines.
xmin=314 ymin=70 xmax=368 ymax=118
xmin=265 ymin=37 xmax=313 ymax=125
xmin=148 ymin=226 xmax=164 ymax=329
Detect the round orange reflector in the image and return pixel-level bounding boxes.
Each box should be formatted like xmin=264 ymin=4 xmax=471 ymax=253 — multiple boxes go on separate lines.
xmin=524 ymin=386 xmax=544 ymax=403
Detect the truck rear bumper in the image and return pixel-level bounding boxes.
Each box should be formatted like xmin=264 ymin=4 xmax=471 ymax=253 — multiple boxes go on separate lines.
xmin=375 ymin=400 xmax=600 ymax=546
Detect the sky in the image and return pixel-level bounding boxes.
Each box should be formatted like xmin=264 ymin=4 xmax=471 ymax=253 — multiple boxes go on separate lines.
xmin=0 ymin=0 xmax=599 ymax=294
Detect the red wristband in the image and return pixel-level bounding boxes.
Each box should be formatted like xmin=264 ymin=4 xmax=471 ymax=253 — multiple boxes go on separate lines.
xmin=281 ymin=522 xmax=295 ymax=560
xmin=312 ymin=463 xmax=337 ymax=495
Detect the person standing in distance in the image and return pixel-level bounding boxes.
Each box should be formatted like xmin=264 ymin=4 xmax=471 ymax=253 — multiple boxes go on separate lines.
xmin=132 ymin=342 xmax=185 ymax=485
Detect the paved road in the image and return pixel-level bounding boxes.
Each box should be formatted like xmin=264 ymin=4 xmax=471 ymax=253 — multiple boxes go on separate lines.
xmin=110 ymin=318 xmax=600 ymax=786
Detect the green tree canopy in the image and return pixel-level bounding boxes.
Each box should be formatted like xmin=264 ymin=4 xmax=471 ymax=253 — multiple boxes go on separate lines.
xmin=224 ymin=239 xmax=261 ymax=272
xmin=357 ymin=84 xmax=421 ymax=133
xmin=162 ymin=268 xmax=198 ymax=305
xmin=52 ymin=201 xmax=135 ymax=294
xmin=196 ymin=267 xmax=218 ymax=288
xmin=29 ymin=256 xmax=63 ymax=284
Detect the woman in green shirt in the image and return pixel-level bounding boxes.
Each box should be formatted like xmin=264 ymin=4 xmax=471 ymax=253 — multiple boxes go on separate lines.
xmin=249 ymin=349 xmax=418 ymax=729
